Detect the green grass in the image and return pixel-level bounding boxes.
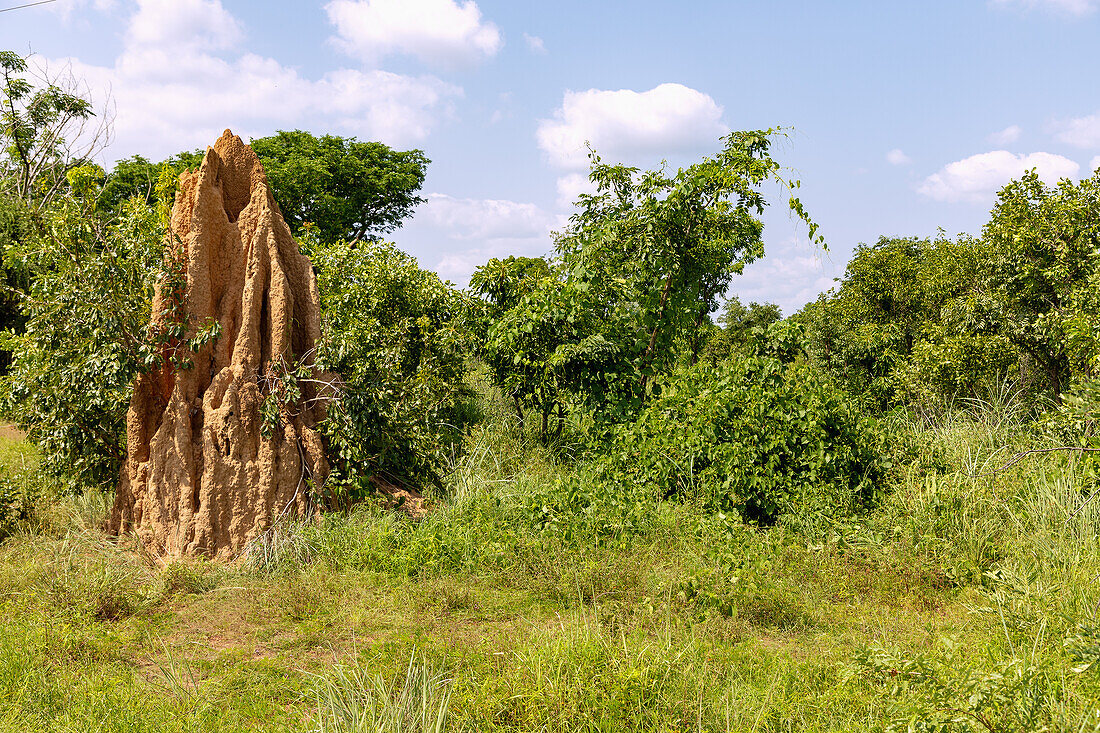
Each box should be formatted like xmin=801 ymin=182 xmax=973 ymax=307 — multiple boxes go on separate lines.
xmin=1 ymin=397 xmax=1100 ymax=731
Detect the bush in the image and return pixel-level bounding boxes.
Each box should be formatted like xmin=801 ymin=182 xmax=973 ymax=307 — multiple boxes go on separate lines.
xmin=0 ymin=468 xmax=46 ymax=539
xmin=0 ymin=173 xmax=166 ymax=489
xmin=539 ymin=324 xmax=894 ymax=530
xmin=308 ymin=238 xmax=474 ymax=501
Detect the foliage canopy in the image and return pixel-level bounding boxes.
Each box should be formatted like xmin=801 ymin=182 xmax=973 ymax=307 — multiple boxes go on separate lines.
xmin=250 ymin=130 xmax=428 ymax=244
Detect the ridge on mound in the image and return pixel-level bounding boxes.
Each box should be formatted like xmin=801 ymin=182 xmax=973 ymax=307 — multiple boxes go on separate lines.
xmin=109 ymin=130 xmax=331 ymax=561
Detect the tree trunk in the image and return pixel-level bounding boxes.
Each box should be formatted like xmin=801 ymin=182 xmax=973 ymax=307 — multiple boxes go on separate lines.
xmin=639 ymin=274 xmax=674 ymax=394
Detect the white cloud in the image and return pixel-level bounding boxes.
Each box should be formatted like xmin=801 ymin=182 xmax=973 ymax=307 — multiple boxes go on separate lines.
xmin=918 ymin=150 xmax=1080 ymax=203
xmin=325 ymin=0 xmax=502 ymax=69
xmin=415 ymin=194 xmax=557 ymax=285
xmin=536 ymin=83 xmax=728 ymax=169
xmin=886 ymin=148 xmax=911 ymax=165
xmin=987 ymin=125 xmax=1022 ymax=145
xmin=523 ymin=33 xmax=546 ymax=54
xmin=990 ymin=0 xmax=1098 ymax=15
xmin=730 ymin=236 xmax=837 ymax=316
xmin=1090 ymin=155 xmax=1100 ymax=173
xmin=52 ymin=0 xmax=461 ymax=162
xmin=555 ymin=172 xmax=597 ymax=210
xmin=127 ymin=0 xmax=242 ymax=51
xmin=420 ymin=194 xmax=554 ymax=240
xmin=1051 ymin=112 xmax=1100 ymax=148
xmin=46 ymin=0 xmax=117 ymax=21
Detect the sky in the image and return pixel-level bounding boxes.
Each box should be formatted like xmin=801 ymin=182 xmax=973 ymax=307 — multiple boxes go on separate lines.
xmin=2 ymin=0 xmax=1099 ymax=314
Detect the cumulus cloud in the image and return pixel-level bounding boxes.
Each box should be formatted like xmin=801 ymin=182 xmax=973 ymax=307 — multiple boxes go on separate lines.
xmin=46 ymin=0 xmax=117 ymax=19
xmin=918 ymin=150 xmax=1079 ymax=203
xmin=1090 ymin=155 xmax=1100 ymax=174
xmin=420 ymin=194 xmax=554 ymax=240
xmin=987 ymin=125 xmax=1022 ymax=145
xmin=51 ymin=0 xmax=460 ymax=161
xmin=886 ymin=149 xmax=911 ymax=165
xmin=127 ymin=0 xmax=242 ymax=51
xmin=523 ymin=33 xmax=546 ymax=54
xmin=1051 ymin=112 xmax=1100 ymax=148
xmin=555 ymin=172 xmax=597 ymax=209
xmin=412 ymin=194 xmax=557 ymax=285
xmin=729 ymin=236 xmax=837 ymax=316
xmin=325 ymin=0 xmax=502 ymax=69
xmin=536 ymin=83 xmax=728 ymax=169
xmin=990 ymin=0 xmax=1098 ymax=14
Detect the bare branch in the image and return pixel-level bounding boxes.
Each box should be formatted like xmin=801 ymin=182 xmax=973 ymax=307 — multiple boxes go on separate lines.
xmin=970 ymin=446 xmax=1100 ymax=479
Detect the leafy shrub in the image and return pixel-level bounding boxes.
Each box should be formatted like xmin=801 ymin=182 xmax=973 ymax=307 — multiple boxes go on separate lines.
xmin=309 ymin=237 xmax=474 ymax=500
xmin=0 ymin=468 xmax=46 ymax=539
xmin=0 ymin=174 xmax=167 ymax=488
xmin=538 ymin=324 xmax=893 ymax=530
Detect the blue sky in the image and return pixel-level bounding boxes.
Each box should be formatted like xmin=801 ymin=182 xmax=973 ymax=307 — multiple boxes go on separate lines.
xmin=3 ymin=0 xmax=1099 ymax=313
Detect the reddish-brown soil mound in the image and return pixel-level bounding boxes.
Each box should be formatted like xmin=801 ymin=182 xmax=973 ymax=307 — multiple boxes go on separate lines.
xmin=109 ymin=130 xmax=330 ymax=561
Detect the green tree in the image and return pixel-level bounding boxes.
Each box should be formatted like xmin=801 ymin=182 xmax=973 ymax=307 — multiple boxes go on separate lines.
xmin=983 ymin=169 xmax=1100 ymax=399
xmin=250 ymin=130 xmax=428 ymax=243
xmin=468 ymin=256 xmax=575 ymax=436
xmin=0 ymin=51 xmax=101 ymax=212
xmin=700 ymin=295 xmax=783 ymax=363
xmin=471 ymin=131 xmax=820 ymax=435
xmin=554 ymin=129 xmax=820 ymax=404
xmin=96 ymin=151 xmax=204 ymax=216
xmin=0 ymin=167 xmax=167 ymax=487
xmin=0 ymin=50 xmax=110 ymax=373
xmin=0 ymin=194 xmax=32 ymax=371
xmin=798 ymin=234 xmax=1018 ymax=408
xmin=309 ymin=237 xmax=472 ymax=500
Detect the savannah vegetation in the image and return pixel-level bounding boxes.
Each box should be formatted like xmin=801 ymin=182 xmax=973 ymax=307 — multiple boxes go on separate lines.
xmin=2 ymin=49 xmax=1100 ymax=732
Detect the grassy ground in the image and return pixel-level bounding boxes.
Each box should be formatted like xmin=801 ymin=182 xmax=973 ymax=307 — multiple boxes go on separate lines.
xmin=2 ymin=395 xmax=1100 ymax=731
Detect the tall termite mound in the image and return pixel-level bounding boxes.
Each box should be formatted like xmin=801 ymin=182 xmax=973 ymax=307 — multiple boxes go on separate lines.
xmin=109 ymin=130 xmax=330 ymax=561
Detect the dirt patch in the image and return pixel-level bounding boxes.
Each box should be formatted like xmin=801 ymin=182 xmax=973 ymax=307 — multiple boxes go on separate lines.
xmin=0 ymin=424 xmax=26 ymax=442
xmin=372 ymin=476 xmax=431 ymax=519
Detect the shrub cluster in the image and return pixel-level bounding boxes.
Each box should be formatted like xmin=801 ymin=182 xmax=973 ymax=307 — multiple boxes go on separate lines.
xmin=533 ymin=327 xmax=892 ymax=533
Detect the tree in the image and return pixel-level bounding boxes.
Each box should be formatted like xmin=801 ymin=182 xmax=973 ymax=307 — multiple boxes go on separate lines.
xmin=469 ymin=256 xmax=562 ymax=431
xmin=308 ymin=237 xmax=472 ymax=499
xmin=96 ymin=151 xmax=203 ymax=216
xmin=0 ymin=51 xmax=106 ymax=213
xmin=0 ymin=167 xmax=167 ymax=487
xmin=470 ymin=257 xmax=612 ymax=440
xmin=554 ymin=130 xmax=821 ymax=403
xmin=798 ymin=234 xmax=1019 ymax=409
xmin=469 ymin=131 xmax=820 ymax=437
xmin=801 ymin=236 xmax=929 ymax=405
xmin=0 ymin=194 xmax=31 ymax=371
xmin=0 ymin=50 xmax=111 ymax=373
xmin=983 ymin=169 xmax=1100 ymax=400
xmin=700 ymin=295 xmax=783 ymax=364
xmin=250 ymin=130 xmax=428 ymax=243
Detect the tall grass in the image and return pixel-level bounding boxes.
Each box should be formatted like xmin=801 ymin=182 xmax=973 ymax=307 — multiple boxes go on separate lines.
xmin=3 ymin=369 xmax=1100 ymax=730
xmin=313 ymin=652 xmax=454 ymax=733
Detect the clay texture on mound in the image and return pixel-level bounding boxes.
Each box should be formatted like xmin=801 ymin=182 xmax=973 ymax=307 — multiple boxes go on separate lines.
xmin=109 ymin=130 xmax=330 ymax=561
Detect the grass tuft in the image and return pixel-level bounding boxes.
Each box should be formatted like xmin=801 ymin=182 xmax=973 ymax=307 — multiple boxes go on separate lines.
xmin=312 ymin=651 xmax=454 ymax=733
